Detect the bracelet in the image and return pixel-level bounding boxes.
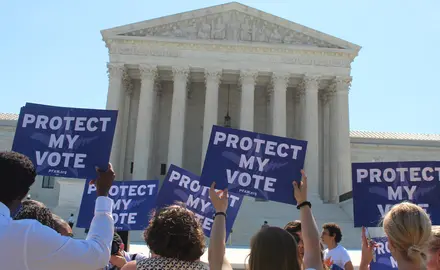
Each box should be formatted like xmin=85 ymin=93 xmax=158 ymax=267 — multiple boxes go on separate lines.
xmin=213 ymin=212 xmax=227 ymax=219
xmin=296 ymin=201 xmax=312 ymax=210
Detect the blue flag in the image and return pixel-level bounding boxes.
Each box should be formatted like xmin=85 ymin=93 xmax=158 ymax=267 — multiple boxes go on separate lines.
xmin=12 ymin=103 xmax=117 ymax=179
xmin=199 ymin=125 xmax=307 ymax=205
xmin=77 ymin=180 xmax=159 ymax=231
xmin=352 ymin=161 xmax=440 ymax=227
xmin=370 ymin=237 xmax=398 ymax=270
xmin=156 ymin=164 xmax=244 ymax=240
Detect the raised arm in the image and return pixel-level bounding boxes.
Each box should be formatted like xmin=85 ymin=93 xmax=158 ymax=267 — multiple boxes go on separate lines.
xmin=359 ymin=227 xmax=376 ymax=270
xmin=294 ymin=170 xmax=323 ymax=270
xmin=26 ymin=164 xmax=115 ymax=270
xmin=208 ymin=182 xmax=233 ymax=270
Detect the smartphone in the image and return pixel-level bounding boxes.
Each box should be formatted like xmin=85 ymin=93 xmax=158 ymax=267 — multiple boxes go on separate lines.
xmin=365 ymin=228 xmax=376 ymax=262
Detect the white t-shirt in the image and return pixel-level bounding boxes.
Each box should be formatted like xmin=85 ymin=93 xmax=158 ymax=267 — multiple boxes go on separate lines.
xmin=323 ymin=245 xmax=351 ymax=269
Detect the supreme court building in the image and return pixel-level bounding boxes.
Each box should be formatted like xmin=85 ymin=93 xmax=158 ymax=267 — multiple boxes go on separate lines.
xmin=3 ymin=2 xmax=440 ymax=248
xmin=103 ymin=2 xmax=358 ymax=202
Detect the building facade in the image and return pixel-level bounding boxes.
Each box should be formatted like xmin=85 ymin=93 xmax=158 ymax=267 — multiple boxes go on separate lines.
xmin=2 ymin=3 xmax=440 ymax=248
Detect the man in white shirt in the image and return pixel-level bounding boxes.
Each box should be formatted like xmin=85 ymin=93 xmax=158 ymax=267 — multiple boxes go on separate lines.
xmin=321 ymin=222 xmax=354 ymax=270
xmin=0 ymin=151 xmax=115 ymax=270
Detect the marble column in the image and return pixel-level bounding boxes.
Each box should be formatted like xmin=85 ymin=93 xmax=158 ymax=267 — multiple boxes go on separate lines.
xmin=302 ymin=75 xmax=320 ymax=195
xmin=133 ymin=64 xmax=157 ymax=180
xmin=266 ymin=86 xmax=274 ymax=134
xmin=320 ymin=89 xmax=332 ymax=202
xmin=201 ymin=69 xmax=222 ymax=167
xmin=331 ymin=77 xmax=353 ymax=198
xmin=271 ymin=73 xmax=290 ymax=137
xmin=106 ymin=63 xmax=127 ymax=173
xmin=119 ymin=77 xmax=133 ymax=179
xmin=239 ymin=70 xmax=258 ymax=131
xmin=167 ymin=67 xmax=189 ymax=168
xmin=293 ymin=88 xmax=304 ymax=139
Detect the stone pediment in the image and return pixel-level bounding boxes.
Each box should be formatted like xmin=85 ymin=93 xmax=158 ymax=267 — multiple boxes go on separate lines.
xmin=102 ymin=2 xmax=360 ymax=51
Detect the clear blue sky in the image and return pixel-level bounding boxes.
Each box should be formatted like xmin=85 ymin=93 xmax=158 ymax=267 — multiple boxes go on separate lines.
xmin=1 ymin=1 xmax=439 ymax=133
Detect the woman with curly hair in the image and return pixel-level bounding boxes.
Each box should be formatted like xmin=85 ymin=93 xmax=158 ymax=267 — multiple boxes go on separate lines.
xmin=122 ymin=182 xmax=231 ymax=270
xmin=13 ymin=199 xmax=56 ymax=230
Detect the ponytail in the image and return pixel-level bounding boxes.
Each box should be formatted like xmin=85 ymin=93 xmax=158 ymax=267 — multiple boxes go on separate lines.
xmin=406 ymin=245 xmax=427 ymax=267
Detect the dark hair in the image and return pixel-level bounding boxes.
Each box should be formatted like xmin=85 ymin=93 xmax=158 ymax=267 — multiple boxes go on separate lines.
xmin=52 ymin=214 xmax=70 ymax=233
xmin=112 ymin=232 xmax=124 ymax=255
xmin=249 ymin=227 xmax=301 ymax=270
xmin=284 ymin=220 xmax=301 ymax=235
xmin=323 ymin=223 xmax=343 ymax=243
xmin=13 ymin=200 xmax=55 ymax=229
xmin=113 ymin=232 xmax=123 ymax=245
xmin=0 ymin=151 xmax=36 ymax=205
xmin=144 ymin=204 xmax=206 ymax=261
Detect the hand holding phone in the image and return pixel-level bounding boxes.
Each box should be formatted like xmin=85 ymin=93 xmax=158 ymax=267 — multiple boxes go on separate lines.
xmin=365 ymin=228 xmax=376 ymax=262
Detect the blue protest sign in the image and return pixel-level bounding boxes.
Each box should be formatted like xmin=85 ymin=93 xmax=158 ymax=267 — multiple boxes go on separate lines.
xmin=12 ymin=103 xmax=117 ymax=179
xmin=77 ymin=180 xmax=159 ymax=231
xmin=156 ymin=164 xmax=244 ymax=240
xmin=352 ymin=161 xmax=440 ymax=227
xmin=370 ymin=237 xmax=397 ymax=270
xmin=199 ymin=125 xmax=307 ymax=205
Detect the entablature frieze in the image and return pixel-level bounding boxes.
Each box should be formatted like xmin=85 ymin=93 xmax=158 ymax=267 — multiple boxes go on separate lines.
xmin=105 ymin=38 xmax=355 ymax=69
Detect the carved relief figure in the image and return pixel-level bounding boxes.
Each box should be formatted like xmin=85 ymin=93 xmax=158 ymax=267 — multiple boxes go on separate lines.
xmin=269 ymin=26 xmax=282 ymax=43
xmin=182 ymin=19 xmax=197 ymax=39
xmin=226 ymin=12 xmax=241 ymax=41
xmin=198 ymin=21 xmax=211 ymax=39
xmin=212 ymin=17 xmax=226 ymax=39
xmin=240 ymin=16 xmax=253 ymax=41
xmin=171 ymin=25 xmax=184 ymax=37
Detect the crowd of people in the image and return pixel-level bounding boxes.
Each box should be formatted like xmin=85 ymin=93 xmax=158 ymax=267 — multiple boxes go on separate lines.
xmin=1 ymin=150 xmax=440 ymax=270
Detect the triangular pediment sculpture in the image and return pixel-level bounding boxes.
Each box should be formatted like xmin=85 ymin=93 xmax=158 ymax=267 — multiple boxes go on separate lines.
xmin=102 ymin=2 xmax=360 ymax=51
xmin=118 ymin=10 xmax=339 ymax=48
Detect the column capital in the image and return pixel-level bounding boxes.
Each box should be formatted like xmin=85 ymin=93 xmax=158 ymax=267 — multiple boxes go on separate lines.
xmin=271 ymin=72 xmax=290 ymax=90
xmin=334 ymin=76 xmax=352 ymax=92
xmin=300 ymin=74 xmax=321 ymax=91
xmin=139 ymin=64 xmax=158 ymax=81
xmin=204 ymin=68 xmax=222 ymax=85
xmin=154 ymin=81 xmax=162 ymax=97
xmin=319 ymin=89 xmax=332 ymax=104
xmin=122 ymin=72 xmax=133 ymax=96
xmin=239 ymin=70 xmax=258 ymax=86
xmin=266 ymin=85 xmax=274 ymax=101
xmin=107 ymin=63 xmax=126 ymax=79
xmin=294 ymin=86 xmax=305 ymax=102
xmin=172 ymin=66 xmax=190 ymax=82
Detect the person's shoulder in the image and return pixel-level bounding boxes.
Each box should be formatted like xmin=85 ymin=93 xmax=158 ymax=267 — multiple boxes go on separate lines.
xmin=338 ymin=245 xmax=349 ymax=252
xmin=8 ymin=218 xmax=42 ymax=231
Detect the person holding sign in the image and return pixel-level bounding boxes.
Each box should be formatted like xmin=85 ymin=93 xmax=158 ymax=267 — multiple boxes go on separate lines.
xmin=358 ymin=202 xmax=432 ymax=270
xmin=0 ymin=151 xmax=116 ymax=270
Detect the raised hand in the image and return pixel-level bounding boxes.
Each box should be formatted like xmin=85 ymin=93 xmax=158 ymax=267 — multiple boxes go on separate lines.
xmin=209 ymin=182 xmax=229 ymax=213
xmin=293 ymin=170 xmax=307 ymax=205
xmin=90 ymin=163 xmax=115 ymax=197
xmin=360 ymin=227 xmax=377 ymax=267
